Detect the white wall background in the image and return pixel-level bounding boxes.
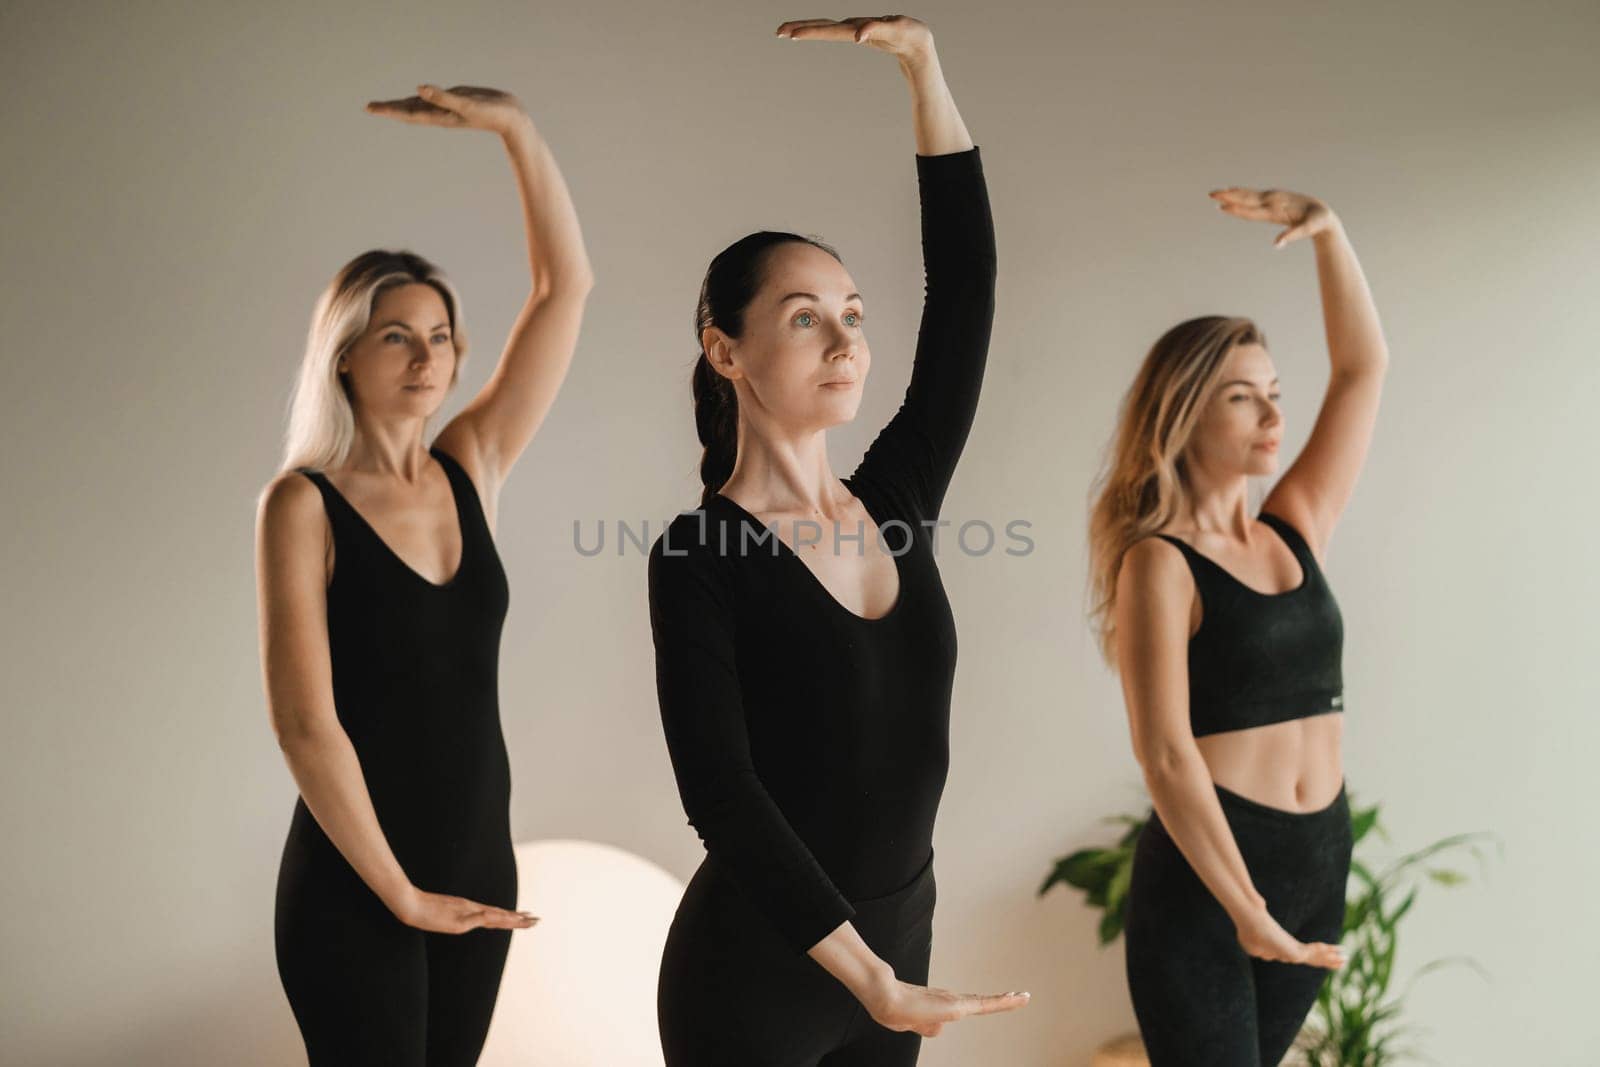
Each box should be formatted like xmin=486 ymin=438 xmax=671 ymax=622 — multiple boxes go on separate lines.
xmin=2 ymin=0 xmax=1596 ymax=1063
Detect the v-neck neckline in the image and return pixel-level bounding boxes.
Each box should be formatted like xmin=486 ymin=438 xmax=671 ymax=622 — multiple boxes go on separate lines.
xmin=712 ymin=476 xmax=905 ymax=624
xmin=315 ymin=445 xmax=467 ymax=590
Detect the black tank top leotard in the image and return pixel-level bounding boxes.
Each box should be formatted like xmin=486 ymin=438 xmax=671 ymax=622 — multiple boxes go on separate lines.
xmin=274 ymin=444 xmax=517 ymax=1064
xmin=647 ymin=147 xmax=996 ymax=956
xmin=1153 ymin=510 xmax=1344 ymax=738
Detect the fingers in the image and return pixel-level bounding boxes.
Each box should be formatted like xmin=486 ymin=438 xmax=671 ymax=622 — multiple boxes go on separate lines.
xmin=363 ymin=84 xmax=472 ymax=126
xmin=1211 ymin=187 xmax=1314 ymax=242
xmin=417 ymin=84 xmax=467 ymax=110
xmin=775 ymin=18 xmax=870 ymax=42
xmin=476 ymin=905 xmax=540 ymax=930
xmin=960 ymin=990 xmax=1031 ymax=1017
xmin=1210 ymin=189 xmax=1277 ymax=223
xmin=1302 ymin=941 xmax=1346 ymax=969
xmin=1209 ymin=186 xmax=1262 ymax=206
xmin=364 ymin=95 xmax=464 ymax=127
xmin=447 ymin=895 xmax=539 ymax=932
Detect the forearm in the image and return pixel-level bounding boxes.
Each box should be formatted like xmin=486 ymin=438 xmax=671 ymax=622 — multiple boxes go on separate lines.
xmin=809 ymin=918 xmax=897 ymax=1007
xmin=277 ymin=722 xmax=415 ymax=914
xmin=1142 ymin=750 xmax=1265 ymax=920
xmin=1311 ymin=217 xmax=1388 ymax=378
xmin=501 ymin=116 xmax=595 ymax=296
xmin=899 ymin=43 xmax=973 ymax=157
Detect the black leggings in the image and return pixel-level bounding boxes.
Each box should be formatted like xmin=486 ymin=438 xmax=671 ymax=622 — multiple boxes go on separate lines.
xmin=274 ymin=810 xmax=516 ymax=1066
xmin=659 ymin=851 xmax=938 ymax=1067
xmin=1125 ymin=779 xmax=1352 ymax=1067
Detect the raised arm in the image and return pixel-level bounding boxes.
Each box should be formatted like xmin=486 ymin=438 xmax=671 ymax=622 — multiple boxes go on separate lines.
xmin=778 ymin=18 xmax=995 ymax=520
xmin=1212 ymin=188 xmax=1389 ymax=558
xmin=366 ymin=84 xmax=594 ymax=504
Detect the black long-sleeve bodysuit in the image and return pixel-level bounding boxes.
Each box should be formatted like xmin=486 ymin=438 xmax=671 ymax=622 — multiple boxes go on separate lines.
xmin=648 ymin=147 xmax=995 ymax=1067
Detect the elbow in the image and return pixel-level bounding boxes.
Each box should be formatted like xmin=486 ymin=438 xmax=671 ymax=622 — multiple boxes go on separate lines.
xmin=958 ymin=254 xmax=997 ymax=290
xmin=270 ymin=709 xmax=336 ymax=756
xmin=529 ymin=267 xmax=596 ymax=304
xmin=1134 ymin=737 xmax=1199 ymax=790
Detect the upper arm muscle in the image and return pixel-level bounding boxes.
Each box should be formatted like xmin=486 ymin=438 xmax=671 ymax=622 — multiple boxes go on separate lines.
xmin=1261 ymin=366 xmax=1385 ymax=558
xmin=1115 ymin=537 xmax=1197 ymax=771
xmin=255 ymin=472 xmax=338 ymax=743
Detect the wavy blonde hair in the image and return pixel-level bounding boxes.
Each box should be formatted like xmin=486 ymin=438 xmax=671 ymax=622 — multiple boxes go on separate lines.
xmin=1086 ymin=315 xmax=1266 ymax=667
xmin=280 ymin=250 xmax=469 ymax=472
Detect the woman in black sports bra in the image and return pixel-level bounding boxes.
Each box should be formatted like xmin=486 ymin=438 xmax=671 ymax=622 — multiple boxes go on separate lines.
xmin=255 ymin=84 xmax=591 ymax=1064
xmin=1086 ymin=187 xmax=1390 ymax=1065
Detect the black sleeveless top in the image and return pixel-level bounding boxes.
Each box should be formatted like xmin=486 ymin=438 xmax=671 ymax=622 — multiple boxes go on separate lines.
xmin=284 ymin=444 xmax=514 ymax=897
xmin=1153 ymin=510 xmax=1344 ymax=739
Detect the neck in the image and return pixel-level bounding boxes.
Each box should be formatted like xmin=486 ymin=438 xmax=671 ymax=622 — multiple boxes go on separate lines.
xmin=720 ymin=423 xmax=850 ymax=519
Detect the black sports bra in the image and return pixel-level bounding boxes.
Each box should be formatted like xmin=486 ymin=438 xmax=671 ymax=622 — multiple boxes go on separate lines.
xmin=1153 ymin=511 xmax=1344 ymax=738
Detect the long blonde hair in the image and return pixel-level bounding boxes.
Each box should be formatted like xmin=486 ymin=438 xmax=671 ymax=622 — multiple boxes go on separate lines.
xmin=280 ymin=250 xmax=470 ymax=472
xmin=1086 ymin=315 xmax=1266 ymax=667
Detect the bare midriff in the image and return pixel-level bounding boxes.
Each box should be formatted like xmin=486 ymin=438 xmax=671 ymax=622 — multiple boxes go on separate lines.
xmin=1195 ymin=710 xmax=1344 ymax=813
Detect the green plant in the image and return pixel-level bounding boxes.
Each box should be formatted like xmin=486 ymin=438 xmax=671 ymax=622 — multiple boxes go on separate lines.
xmin=1039 ymin=788 xmax=1496 ymax=1066
xmin=1037 ymin=807 xmax=1145 ymax=945
xmin=1295 ymin=809 xmax=1496 ymax=1066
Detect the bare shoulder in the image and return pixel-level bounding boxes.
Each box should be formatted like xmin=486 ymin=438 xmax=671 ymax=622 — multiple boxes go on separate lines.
xmin=1117 ymin=534 xmax=1191 ymax=598
xmin=1115 ymin=534 xmax=1197 ymax=644
xmin=256 ymin=470 xmax=328 ymax=575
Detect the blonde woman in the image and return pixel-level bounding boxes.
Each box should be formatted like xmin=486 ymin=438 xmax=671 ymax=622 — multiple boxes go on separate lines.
xmin=255 ymin=85 xmax=590 ymax=1064
xmin=1089 ymin=189 xmax=1388 ymax=1065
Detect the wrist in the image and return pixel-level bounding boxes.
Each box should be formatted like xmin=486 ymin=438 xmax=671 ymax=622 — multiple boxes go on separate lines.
xmin=500 ymin=113 xmax=539 ymax=146
xmin=852 ymin=959 xmax=899 ymax=1014
xmin=1313 ymin=212 xmax=1347 ymax=244
xmin=897 ymin=42 xmax=939 ymax=80
xmin=381 ymin=881 xmax=420 ymax=920
xmin=1226 ymin=889 xmax=1268 ymax=924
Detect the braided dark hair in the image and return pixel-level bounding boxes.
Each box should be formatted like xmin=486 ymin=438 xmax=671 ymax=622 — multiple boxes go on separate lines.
xmin=692 ymin=231 xmax=842 ymax=507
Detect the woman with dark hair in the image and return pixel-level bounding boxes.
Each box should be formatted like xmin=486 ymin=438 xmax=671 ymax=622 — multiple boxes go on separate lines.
xmin=647 ymin=15 xmax=1027 ymax=1066
xmin=1087 ymin=188 xmax=1389 ymax=1065
xmin=255 ymin=84 xmax=591 ymax=1064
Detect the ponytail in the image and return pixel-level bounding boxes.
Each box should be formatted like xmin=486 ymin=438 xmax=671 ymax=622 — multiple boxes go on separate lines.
xmin=693 ymin=354 xmax=737 ymax=508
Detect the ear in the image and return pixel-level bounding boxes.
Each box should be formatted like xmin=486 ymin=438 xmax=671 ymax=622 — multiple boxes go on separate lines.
xmin=700 ymin=325 xmax=742 ymax=382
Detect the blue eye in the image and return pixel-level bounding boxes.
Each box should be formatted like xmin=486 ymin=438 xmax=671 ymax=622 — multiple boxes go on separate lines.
xmin=844 ymin=311 xmax=861 ymax=326
xmin=433 ymin=333 xmax=450 ymax=344
xmin=795 ymin=312 xmax=815 ymax=327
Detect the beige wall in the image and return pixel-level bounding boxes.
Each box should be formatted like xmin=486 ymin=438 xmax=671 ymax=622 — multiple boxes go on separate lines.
xmin=3 ymin=0 xmax=1596 ymax=1063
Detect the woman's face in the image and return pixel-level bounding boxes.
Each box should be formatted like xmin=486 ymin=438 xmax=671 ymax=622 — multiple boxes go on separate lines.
xmin=704 ymin=242 xmax=871 ymax=433
xmin=1188 ymin=341 xmax=1284 ymax=478
xmin=340 ymin=283 xmax=457 ymax=417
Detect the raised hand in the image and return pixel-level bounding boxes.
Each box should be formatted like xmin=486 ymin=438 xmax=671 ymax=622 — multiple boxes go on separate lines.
xmin=365 ymin=84 xmax=529 ymax=137
xmin=1210 ymin=186 xmax=1338 ymax=249
xmin=392 ymin=886 xmax=540 ymax=935
xmin=1232 ymin=902 xmax=1345 ymax=970
xmin=775 ymin=14 xmax=935 ymax=64
xmin=864 ymin=978 xmax=1030 ymax=1038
